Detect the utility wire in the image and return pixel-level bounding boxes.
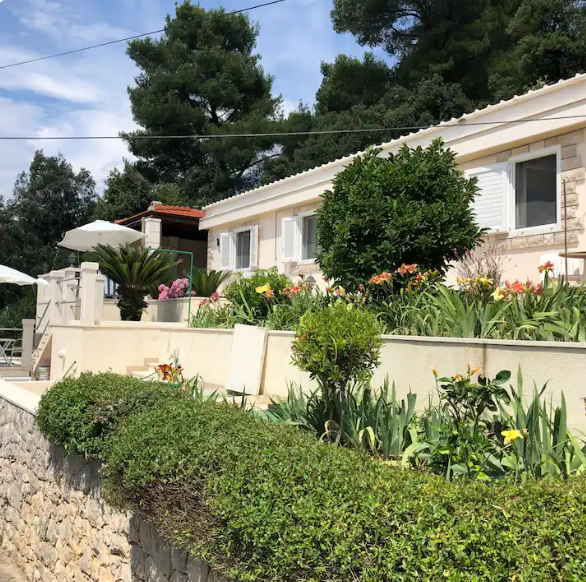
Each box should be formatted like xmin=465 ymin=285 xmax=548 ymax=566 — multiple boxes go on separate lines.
xmin=0 ymin=0 xmax=287 ymax=71
xmin=1 ymin=114 xmax=586 ymax=140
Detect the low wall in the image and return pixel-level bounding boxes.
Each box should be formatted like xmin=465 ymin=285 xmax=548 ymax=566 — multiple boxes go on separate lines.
xmin=48 ymin=323 xmax=586 ymax=430
xmin=0 ymin=388 xmax=226 ymax=582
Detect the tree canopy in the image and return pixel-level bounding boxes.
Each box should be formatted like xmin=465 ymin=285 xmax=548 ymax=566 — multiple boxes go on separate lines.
xmin=122 ymin=1 xmax=282 ymax=206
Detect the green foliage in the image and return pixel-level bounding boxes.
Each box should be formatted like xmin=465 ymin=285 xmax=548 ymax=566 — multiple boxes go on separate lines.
xmin=191 ymin=269 xmax=231 ymax=298
xmin=317 ymin=141 xmax=483 ymax=289
xmin=36 ymin=372 xmax=178 ymax=458
xmin=100 ymin=396 xmax=586 ymax=582
xmin=123 ymin=2 xmax=281 ymax=206
xmin=292 ymin=302 xmax=382 ymax=396
xmin=223 ymin=268 xmax=292 ymax=320
xmin=87 ymin=244 xmax=179 ymax=321
xmin=270 ymin=380 xmax=417 ymax=461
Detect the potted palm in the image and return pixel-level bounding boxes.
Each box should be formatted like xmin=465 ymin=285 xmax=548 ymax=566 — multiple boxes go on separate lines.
xmin=88 ymin=244 xmax=179 ymax=321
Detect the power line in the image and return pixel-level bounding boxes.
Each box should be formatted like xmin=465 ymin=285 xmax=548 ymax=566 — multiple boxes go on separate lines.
xmin=0 ymin=0 xmax=287 ymax=71
xmin=1 ymin=114 xmax=586 ymax=140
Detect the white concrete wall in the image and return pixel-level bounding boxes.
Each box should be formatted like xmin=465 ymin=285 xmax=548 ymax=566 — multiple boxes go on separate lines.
xmin=102 ymin=297 xmax=218 ymax=324
xmin=206 ymin=128 xmax=586 ymax=286
xmin=48 ymin=324 xmax=586 ymax=431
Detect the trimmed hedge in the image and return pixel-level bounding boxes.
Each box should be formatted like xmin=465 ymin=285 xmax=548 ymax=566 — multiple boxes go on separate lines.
xmin=36 ymin=372 xmax=183 ymax=457
xmin=36 ymin=375 xmax=586 ymax=581
xmin=103 ymin=396 xmax=586 ymax=582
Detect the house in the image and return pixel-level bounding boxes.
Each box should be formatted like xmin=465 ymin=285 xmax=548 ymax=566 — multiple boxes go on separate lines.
xmin=116 ymin=202 xmax=208 ymax=283
xmin=200 ymin=73 xmax=586 ymax=284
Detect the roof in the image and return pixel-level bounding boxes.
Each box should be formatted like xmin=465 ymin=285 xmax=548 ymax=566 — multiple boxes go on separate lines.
xmin=202 ymin=72 xmax=586 ymax=219
xmin=116 ymin=204 xmax=205 ymax=224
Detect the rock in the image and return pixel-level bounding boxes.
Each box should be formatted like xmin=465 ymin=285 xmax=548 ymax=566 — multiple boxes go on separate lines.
xmin=171 ymin=548 xmax=189 ymax=573
xmin=130 ymin=546 xmax=147 ymax=580
xmin=145 ymin=556 xmax=169 ymax=582
xmin=187 ymin=556 xmax=210 ymax=582
xmin=170 ymin=571 xmax=189 ymax=582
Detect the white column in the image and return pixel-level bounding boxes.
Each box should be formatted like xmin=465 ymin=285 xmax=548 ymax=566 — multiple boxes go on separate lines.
xmin=20 ymin=319 xmax=35 ymax=374
xmin=95 ymin=274 xmax=106 ymax=325
xmin=145 ymin=217 xmax=162 ymax=252
xmin=80 ymin=262 xmax=100 ymax=326
xmin=61 ymin=268 xmax=79 ymax=324
xmin=48 ymin=270 xmax=65 ymax=327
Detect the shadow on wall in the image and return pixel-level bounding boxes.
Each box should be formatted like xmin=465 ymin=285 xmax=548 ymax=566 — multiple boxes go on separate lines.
xmin=46 ymin=445 xmax=218 ymax=582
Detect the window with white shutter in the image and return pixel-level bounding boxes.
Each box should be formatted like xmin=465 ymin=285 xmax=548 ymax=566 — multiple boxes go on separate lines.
xmin=282 ymin=217 xmax=298 ymax=262
xmin=249 ymin=225 xmax=259 ymax=269
xmin=219 ymin=233 xmax=234 ymax=271
xmin=466 ymin=163 xmax=509 ymax=233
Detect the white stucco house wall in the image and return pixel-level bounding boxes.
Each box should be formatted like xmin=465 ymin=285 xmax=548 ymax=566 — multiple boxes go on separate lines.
xmin=200 ymin=73 xmax=586 ymax=285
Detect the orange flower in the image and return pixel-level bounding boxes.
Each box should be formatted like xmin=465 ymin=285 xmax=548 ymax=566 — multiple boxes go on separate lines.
xmin=538 ymin=261 xmax=554 ymax=274
xmin=453 ymin=374 xmax=462 ymax=381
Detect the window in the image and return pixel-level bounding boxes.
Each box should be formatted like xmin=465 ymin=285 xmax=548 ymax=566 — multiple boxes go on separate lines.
xmin=235 ymin=229 xmax=251 ymax=270
xmin=514 ymin=153 xmax=558 ymax=230
xmin=301 ymin=214 xmax=318 ymax=261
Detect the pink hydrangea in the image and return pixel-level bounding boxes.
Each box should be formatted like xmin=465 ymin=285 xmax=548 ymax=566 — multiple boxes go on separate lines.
xmin=158 ymin=278 xmax=193 ymax=300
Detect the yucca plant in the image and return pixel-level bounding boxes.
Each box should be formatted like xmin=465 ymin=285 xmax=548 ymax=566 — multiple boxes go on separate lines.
xmin=88 ymin=244 xmax=179 ymax=321
xmin=190 ymin=268 xmax=231 ymax=297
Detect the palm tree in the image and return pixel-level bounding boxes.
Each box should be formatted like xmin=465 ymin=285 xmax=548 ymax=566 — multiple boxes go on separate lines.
xmin=88 ymin=244 xmax=179 ymax=321
xmin=191 ymin=268 xmax=231 ymax=297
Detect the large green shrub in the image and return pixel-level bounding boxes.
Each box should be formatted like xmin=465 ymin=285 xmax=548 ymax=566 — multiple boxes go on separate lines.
xmin=104 ymin=396 xmax=586 ymax=582
xmin=317 ymin=139 xmax=484 ymax=288
xmin=223 ymin=268 xmax=292 ymax=320
xmin=36 ymin=372 xmax=181 ymax=457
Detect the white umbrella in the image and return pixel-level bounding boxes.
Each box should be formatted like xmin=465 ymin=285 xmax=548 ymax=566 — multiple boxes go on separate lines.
xmin=58 ymin=220 xmax=146 ymax=252
xmin=0 ymin=265 xmax=49 ymax=287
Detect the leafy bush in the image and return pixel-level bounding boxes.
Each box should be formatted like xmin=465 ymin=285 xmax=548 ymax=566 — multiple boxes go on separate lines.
xmin=292 ymin=302 xmax=382 ymax=396
xmin=103 ymin=396 xmax=586 ymax=582
xmin=36 ymin=372 xmax=181 ymax=457
xmin=223 ymin=268 xmax=292 ymax=320
xmin=191 ymin=268 xmax=231 ymax=297
xmin=317 ymin=140 xmax=483 ymax=288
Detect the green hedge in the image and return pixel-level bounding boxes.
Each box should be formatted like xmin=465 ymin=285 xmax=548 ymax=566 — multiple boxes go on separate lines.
xmin=36 ymin=372 xmax=183 ymax=457
xmin=36 ymin=376 xmax=586 ymax=581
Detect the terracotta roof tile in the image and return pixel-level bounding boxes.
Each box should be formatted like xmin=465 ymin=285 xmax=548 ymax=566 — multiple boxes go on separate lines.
xmin=115 ymin=204 xmax=205 ymax=224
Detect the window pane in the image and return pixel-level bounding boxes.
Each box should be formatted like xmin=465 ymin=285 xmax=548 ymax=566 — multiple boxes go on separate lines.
xmin=302 ymin=215 xmax=318 ymax=260
xmin=515 ymin=154 xmax=557 ymax=229
xmin=236 ymin=230 xmax=251 ymax=269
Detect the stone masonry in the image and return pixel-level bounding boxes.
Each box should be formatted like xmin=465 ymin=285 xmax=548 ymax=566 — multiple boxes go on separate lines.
xmin=0 ymin=397 xmax=226 ymax=582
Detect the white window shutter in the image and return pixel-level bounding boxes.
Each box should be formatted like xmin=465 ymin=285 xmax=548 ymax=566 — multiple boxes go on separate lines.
xmin=282 ymin=217 xmax=297 ymax=262
xmin=249 ymin=225 xmax=259 ymax=269
xmin=466 ymin=163 xmax=508 ymax=233
xmin=219 ymin=232 xmax=233 ymax=270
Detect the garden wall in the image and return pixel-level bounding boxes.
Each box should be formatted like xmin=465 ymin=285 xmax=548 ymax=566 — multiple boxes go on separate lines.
xmin=48 ymin=323 xmax=586 ymax=430
xmin=0 ymin=387 xmax=226 ymax=582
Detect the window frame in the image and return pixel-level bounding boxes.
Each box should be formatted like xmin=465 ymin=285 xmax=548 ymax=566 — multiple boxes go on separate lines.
xmin=233 ymin=226 xmax=253 ymax=272
xmin=298 ymin=210 xmax=318 ymax=265
xmin=508 ymin=145 xmax=562 ymax=237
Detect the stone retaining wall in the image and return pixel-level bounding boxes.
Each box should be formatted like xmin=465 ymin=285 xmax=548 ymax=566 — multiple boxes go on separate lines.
xmin=0 ymin=396 xmax=224 ymax=582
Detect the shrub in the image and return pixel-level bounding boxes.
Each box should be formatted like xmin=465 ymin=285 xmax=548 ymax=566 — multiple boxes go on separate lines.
xmin=292 ymin=301 xmax=382 ymax=396
xmin=191 ymin=268 xmax=231 ymax=297
xmin=158 ymin=278 xmax=195 ymax=300
xmin=317 ymin=140 xmax=484 ymax=289
xmin=36 ymin=372 xmax=182 ymax=458
xmin=223 ymin=268 xmax=292 ymax=320
xmin=103 ymin=396 xmax=586 ymax=582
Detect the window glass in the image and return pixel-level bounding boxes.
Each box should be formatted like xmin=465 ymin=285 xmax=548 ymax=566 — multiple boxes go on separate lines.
xmin=515 ymin=154 xmax=557 ymax=229
xmin=302 ymin=215 xmax=318 ymax=260
xmin=236 ymin=230 xmax=251 ymax=269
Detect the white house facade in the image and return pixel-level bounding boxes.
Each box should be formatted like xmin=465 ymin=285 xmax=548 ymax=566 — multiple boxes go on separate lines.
xmin=200 ymin=74 xmax=586 ymax=284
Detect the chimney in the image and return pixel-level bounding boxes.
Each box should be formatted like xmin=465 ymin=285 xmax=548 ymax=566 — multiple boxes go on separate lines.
xmin=148 ymin=200 xmax=162 ymax=211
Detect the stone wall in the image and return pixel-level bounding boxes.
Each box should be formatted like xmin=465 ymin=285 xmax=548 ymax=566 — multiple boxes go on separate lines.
xmin=0 ymin=396 xmax=224 ymax=582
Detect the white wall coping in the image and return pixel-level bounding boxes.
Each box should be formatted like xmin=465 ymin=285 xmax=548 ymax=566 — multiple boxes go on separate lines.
xmin=0 ymin=379 xmax=40 ymax=415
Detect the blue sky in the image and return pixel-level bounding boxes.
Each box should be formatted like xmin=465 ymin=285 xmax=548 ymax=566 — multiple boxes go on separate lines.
xmin=0 ymin=0 xmax=376 ymax=196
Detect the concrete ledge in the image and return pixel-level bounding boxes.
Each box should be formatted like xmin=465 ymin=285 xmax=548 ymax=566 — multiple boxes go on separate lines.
xmin=0 ymin=379 xmax=41 ymax=415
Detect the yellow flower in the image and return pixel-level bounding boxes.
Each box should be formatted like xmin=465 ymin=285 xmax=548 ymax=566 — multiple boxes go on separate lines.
xmin=256 ymin=284 xmax=271 ymax=294
xmin=502 ymin=430 xmax=523 ymax=445
xmin=492 ymin=287 xmax=507 ymax=301
xmin=478 ymin=276 xmax=493 ymax=286
xmin=431 ymin=366 xmax=438 ymax=378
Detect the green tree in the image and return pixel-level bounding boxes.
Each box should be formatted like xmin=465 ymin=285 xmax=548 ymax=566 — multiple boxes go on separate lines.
xmin=317 ymin=140 xmax=483 ymax=288
xmin=94 ymin=162 xmax=188 ymax=222
xmin=87 ymin=245 xmax=179 ymax=321
xmin=123 ymin=1 xmax=281 ymax=206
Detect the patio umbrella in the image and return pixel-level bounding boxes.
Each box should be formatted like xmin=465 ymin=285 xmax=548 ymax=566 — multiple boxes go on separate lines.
xmin=0 ymin=265 xmax=49 ymax=286
xmin=58 ymin=220 xmax=146 ymax=252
